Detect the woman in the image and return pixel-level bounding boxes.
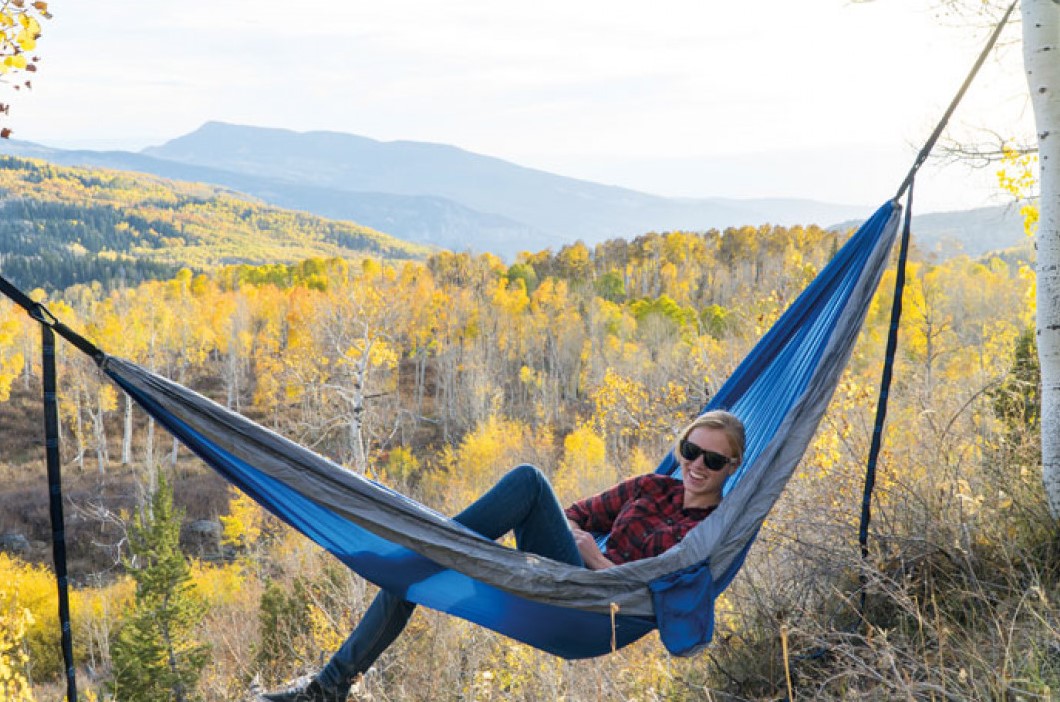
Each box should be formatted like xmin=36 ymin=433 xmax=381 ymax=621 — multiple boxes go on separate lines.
xmin=262 ymin=410 xmax=744 ymax=702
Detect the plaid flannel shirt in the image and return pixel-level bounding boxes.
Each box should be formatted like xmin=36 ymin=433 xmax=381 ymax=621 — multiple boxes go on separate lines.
xmin=564 ymin=474 xmax=716 ymax=565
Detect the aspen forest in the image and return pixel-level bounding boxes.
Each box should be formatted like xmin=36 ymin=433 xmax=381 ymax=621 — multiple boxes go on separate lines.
xmin=0 ymin=149 xmax=1055 ymax=700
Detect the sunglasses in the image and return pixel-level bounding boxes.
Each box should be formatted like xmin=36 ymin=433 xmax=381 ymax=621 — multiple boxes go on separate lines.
xmin=678 ymin=439 xmax=733 ymax=471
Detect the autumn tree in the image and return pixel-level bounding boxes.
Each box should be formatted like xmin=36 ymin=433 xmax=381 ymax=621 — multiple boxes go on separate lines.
xmin=0 ymin=300 xmax=26 ymax=402
xmin=310 ymin=261 xmax=404 ymax=472
xmin=0 ymin=575 xmax=34 ymax=702
xmin=0 ymin=0 xmax=49 ymax=138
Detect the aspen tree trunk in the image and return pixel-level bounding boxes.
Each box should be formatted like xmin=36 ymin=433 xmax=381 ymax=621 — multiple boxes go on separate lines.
xmin=348 ymin=356 xmax=369 ymax=475
xmin=92 ymin=402 xmax=108 ymax=475
xmin=73 ymin=389 xmax=86 ymax=472
xmin=146 ymin=416 xmax=158 ymax=494
xmin=1023 ymin=0 xmax=1060 ymax=517
xmin=123 ymin=392 xmax=133 ymax=465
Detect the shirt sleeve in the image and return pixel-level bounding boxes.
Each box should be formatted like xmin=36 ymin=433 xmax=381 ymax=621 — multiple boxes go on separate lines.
xmin=564 ymin=475 xmax=646 ymax=533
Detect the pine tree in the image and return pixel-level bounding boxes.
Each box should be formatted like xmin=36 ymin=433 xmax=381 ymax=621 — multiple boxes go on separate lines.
xmin=109 ymin=473 xmax=209 ymax=702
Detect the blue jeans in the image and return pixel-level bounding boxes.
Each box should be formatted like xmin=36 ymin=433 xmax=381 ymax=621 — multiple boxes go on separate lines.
xmin=317 ymin=464 xmax=583 ymax=691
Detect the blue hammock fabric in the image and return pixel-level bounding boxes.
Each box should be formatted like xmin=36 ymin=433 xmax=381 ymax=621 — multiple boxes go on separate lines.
xmin=98 ymin=200 xmax=901 ymax=659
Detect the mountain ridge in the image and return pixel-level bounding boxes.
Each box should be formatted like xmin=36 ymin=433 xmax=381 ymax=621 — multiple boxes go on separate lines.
xmin=1 ymin=122 xmax=1028 ymax=259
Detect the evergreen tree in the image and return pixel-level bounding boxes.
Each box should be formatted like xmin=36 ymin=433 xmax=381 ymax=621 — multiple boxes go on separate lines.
xmin=109 ymin=473 xmax=209 ymax=702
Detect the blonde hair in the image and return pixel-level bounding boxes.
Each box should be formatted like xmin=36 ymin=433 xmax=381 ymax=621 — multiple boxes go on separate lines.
xmin=675 ymin=410 xmax=746 ymax=464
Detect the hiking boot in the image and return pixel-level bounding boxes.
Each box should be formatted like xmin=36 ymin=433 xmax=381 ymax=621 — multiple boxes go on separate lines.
xmin=260 ymin=676 xmax=348 ymax=702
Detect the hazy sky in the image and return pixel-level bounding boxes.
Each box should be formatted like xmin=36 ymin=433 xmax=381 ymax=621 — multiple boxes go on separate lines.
xmin=7 ymin=0 xmax=1033 ymax=212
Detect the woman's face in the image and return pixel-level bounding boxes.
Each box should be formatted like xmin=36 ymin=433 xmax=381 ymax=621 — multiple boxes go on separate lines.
xmin=679 ymin=426 xmax=739 ymax=508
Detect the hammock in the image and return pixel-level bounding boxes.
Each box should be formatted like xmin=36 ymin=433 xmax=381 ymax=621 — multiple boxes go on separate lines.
xmin=72 ymin=200 xmax=899 ymax=659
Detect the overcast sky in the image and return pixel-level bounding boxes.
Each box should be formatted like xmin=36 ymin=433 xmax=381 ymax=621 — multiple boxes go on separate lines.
xmin=6 ymin=0 xmax=1033 ymax=212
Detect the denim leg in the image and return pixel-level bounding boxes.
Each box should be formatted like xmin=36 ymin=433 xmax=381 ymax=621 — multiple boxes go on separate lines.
xmin=316 ymin=588 xmax=414 ymax=691
xmin=453 ymin=464 xmax=583 ymax=566
xmin=318 ymin=464 xmax=580 ymax=688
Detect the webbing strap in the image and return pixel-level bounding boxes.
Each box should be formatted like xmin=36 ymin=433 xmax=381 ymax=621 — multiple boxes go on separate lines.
xmin=858 ymin=183 xmax=914 ymax=611
xmin=43 ymin=325 xmax=78 ymax=702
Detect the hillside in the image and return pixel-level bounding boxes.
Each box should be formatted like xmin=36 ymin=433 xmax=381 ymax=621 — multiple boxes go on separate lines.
xmin=0 ymin=156 xmax=433 ymax=290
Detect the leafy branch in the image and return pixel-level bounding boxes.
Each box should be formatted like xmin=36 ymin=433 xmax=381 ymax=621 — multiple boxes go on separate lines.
xmin=0 ymin=0 xmax=50 ymax=137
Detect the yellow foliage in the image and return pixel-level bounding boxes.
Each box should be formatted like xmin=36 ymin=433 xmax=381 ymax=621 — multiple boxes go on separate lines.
xmin=491 ymin=277 xmax=530 ymax=317
xmin=189 ymin=561 xmax=246 ymax=607
xmin=0 ymin=554 xmax=135 ymax=684
xmin=996 ymin=145 xmax=1039 ymax=237
xmin=378 ymin=445 xmax=421 ymax=485
xmin=220 ymin=485 xmax=264 ymax=551
xmin=307 ymin=603 xmax=347 ymax=657
xmin=1018 ymin=264 xmax=1036 ymax=328
xmin=0 ymin=306 xmax=26 ymax=402
xmin=434 ymin=416 xmax=543 ymax=509
xmin=1 ymin=554 xmax=55 ymax=665
xmin=0 ymin=0 xmax=44 ymax=82
xmin=0 ymin=579 xmax=34 ymax=701
xmin=97 ymin=383 xmax=118 ymax=413
xmin=554 ymin=422 xmax=614 ymax=503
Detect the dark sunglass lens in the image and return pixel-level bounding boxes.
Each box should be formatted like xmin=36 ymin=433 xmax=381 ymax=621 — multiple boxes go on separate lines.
xmin=703 ymin=451 xmax=729 ymax=471
xmin=680 ymin=440 xmax=733 ymax=471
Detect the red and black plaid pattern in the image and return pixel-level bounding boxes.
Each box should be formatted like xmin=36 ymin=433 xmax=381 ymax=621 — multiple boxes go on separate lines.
xmin=565 ymin=475 xmax=716 ymax=565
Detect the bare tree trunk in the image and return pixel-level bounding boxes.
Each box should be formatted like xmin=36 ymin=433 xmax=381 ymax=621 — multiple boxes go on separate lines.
xmin=1023 ymin=0 xmax=1060 ymax=517
xmin=146 ymin=416 xmax=154 ymax=462
xmin=20 ymin=329 xmax=33 ymax=390
xmin=145 ymin=416 xmax=158 ymax=495
xmin=91 ymin=402 xmax=108 ymax=475
xmin=73 ymin=389 xmax=86 ymax=473
xmin=416 ymin=350 xmax=427 ymax=415
xmin=122 ymin=392 xmax=133 ymax=465
xmin=348 ymin=355 xmax=369 ymax=474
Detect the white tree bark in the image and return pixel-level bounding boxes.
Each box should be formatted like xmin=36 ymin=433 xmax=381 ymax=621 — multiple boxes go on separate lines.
xmin=122 ymin=392 xmax=133 ymax=465
xmin=1023 ymin=0 xmax=1060 ymax=517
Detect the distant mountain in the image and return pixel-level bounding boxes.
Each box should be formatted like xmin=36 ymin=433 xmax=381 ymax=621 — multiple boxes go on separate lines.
xmin=901 ymin=206 xmax=1031 ymax=259
xmin=143 ymin=122 xmax=874 ymax=247
xmin=1 ymin=122 xmax=1028 ymax=259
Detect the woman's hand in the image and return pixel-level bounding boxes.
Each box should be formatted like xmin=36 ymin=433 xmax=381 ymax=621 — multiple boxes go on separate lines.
xmin=570 ymin=527 xmax=615 ymax=570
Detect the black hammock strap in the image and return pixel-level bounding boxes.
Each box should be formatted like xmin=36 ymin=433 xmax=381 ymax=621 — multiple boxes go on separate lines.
xmin=43 ymin=324 xmax=78 ymax=702
xmin=0 ymin=275 xmax=101 ymax=702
